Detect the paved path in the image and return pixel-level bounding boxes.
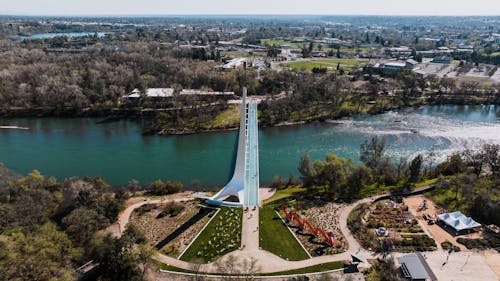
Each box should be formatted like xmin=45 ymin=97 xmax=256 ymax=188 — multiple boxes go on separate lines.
xmin=105 ymin=192 xmax=195 ymax=238
xmin=108 ymin=183 xmax=448 ymax=274
xmin=241 ymin=208 xmax=260 ymax=252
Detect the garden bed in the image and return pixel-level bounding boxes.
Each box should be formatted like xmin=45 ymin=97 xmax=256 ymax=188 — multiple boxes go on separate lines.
xmin=130 ymin=200 xmax=215 ymax=257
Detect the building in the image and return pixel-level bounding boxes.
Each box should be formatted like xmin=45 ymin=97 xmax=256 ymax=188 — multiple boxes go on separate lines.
xmin=381 ymin=62 xmax=407 ymax=71
xmin=222 ymin=58 xmax=248 ymax=69
xmin=126 ymin=88 xmax=141 ymax=99
xmin=179 ymin=89 xmax=235 ymax=96
xmin=431 ymin=56 xmax=452 ymax=64
xmin=437 ymin=211 xmax=481 ymax=235
xmin=386 ymin=46 xmax=412 ymax=58
xmin=125 ymin=88 xmax=174 ymax=100
xmin=405 ymin=59 xmax=419 ymax=70
xmin=397 ymin=252 xmax=437 ymax=281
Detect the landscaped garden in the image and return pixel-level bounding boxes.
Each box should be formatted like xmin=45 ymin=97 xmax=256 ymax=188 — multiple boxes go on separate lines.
xmin=130 ymin=200 xmax=215 ymax=257
xmin=361 ymin=200 xmax=436 ymax=252
xmin=179 ymin=206 xmax=242 ymax=263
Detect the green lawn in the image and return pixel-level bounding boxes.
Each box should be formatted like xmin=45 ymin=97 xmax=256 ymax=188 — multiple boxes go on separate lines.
xmin=263 ymin=261 xmax=345 ymax=276
xmin=179 ymin=207 xmax=242 ymax=263
xmin=263 ymin=185 xmax=307 ymax=205
xmin=280 ymin=58 xmax=368 ymax=73
xmin=259 ymin=206 xmax=310 ymax=261
xmin=208 ymin=104 xmax=241 ymax=129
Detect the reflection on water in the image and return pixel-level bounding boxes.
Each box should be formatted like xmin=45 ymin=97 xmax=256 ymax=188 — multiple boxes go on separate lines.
xmin=0 ymin=105 xmax=499 ymax=186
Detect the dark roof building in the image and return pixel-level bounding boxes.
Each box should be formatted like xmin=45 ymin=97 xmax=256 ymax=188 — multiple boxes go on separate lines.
xmin=397 ymin=252 xmax=437 ymax=281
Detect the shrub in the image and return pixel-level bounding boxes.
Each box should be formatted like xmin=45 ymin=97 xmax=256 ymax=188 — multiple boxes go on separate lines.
xmin=157 ymin=203 xmax=185 ymax=218
xmin=441 ymin=241 xmax=460 ymax=252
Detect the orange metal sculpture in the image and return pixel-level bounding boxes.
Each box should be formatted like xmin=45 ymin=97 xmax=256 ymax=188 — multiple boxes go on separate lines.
xmin=281 ymin=206 xmax=336 ymax=247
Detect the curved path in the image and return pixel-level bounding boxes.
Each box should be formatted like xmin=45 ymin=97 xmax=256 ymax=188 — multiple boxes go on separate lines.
xmin=110 ymin=185 xmax=439 ymax=274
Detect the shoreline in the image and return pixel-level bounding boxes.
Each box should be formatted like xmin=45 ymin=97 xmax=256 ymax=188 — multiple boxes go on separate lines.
xmin=1 ymin=101 xmax=499 ymax=136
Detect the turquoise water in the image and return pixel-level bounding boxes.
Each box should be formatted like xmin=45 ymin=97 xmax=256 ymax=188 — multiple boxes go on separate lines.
xmin=0 ymin=105 xmax=499 ymax=186
xmin=12 ymin=32 xmax=108 ymax=40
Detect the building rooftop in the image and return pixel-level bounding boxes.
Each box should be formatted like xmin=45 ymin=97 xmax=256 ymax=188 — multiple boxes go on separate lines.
xmin=180 ymin=89 xmax=234 ymax=96
xmin=437 ymin=211 xmax=481 ymax=231
xmin=397 ymin=252 xmax=437 ymax=281
xmin=145 ymin=88 xmax=174 ymax=98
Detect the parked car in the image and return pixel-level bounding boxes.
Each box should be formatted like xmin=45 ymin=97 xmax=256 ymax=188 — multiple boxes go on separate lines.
xmin=376 ymin=227 xmax=389 ymax=237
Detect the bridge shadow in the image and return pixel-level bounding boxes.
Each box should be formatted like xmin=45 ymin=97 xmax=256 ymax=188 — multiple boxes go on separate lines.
xmin=155 ymin=207 xmax=215 ymax=250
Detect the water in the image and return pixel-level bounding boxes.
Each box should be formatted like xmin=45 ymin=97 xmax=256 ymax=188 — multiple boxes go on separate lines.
xmin=11 ymin=32 xmax=108 ymax=40
xmin=0 ymin=105 xmax=499 ymax=186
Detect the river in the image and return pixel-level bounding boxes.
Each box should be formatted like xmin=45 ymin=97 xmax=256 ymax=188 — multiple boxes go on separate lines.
xmin=0 ymin=105 xmax=499 ymax=186
xmin=11 ymin=32 xmax=108 ymax=40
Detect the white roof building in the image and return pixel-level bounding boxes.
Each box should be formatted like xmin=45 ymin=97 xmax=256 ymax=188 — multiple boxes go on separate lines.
xmin=180 ymin=89 xmax=234 ymax=96
xmin=145 ymin=88 xmax=174 ymax=98
xmin=223 ymin=58 xmax=247 ymax=69
xmin=127 ymin=88 xmax=141 ymax=98
xmin=437 ymin=211 xmax=481 ymax=233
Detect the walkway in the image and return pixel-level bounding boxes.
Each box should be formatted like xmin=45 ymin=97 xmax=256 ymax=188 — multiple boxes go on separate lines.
xmin=244 ymin=101 xmax=259 ymax=207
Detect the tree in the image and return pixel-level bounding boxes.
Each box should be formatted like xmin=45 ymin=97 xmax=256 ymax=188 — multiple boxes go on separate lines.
xmin=298 ymin=152 xmax=317 ymax=186
xmin=437 ymin=153 xmax=465 ymax=175
xmin=409 ymin=155 xmax=423 ymax=182
xmin=360 ymin=136 xmax=387 ymax=169
xmin=482 ymin=144 xmax=500 ymax=175
xmin=94 ymin=225 xmax=150 ymax=281
xmin=0 ymin=223 xmax=79 ymax=281
xmin=462 ymin=147 xmax=486 ymax=176
xmin=346 ymin=164 xmax=373 ymax=198
xmin=314 ymin=154 xmax=353 ymax=195
xmin=62 ymin=207 xmax=109 ymax=248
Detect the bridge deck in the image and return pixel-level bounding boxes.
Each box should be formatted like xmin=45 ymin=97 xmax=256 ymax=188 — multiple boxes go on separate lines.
xmin=244 ymin=101 xmax=259 ymax=207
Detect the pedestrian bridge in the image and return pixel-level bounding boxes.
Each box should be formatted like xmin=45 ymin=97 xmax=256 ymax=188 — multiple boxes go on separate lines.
xmin=207 ymin=88 xmax=259 ymax=207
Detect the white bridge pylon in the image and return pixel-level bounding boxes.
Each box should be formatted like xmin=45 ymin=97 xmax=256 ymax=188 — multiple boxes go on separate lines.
xmin=207 ymin=87 xmax=260 ymax=207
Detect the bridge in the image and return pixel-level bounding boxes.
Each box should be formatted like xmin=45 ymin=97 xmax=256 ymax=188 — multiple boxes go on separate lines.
xmin=208 ymin=88 xmax=260 ymax=207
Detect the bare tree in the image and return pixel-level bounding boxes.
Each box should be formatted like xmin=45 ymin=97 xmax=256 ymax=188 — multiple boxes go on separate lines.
xmin=189 ymin=261 xmax=206 ymax=281
xmin=241 ymin=257 xmax=260 ymax=281
xmin=215 ymin=255 xmax=239 ymax=281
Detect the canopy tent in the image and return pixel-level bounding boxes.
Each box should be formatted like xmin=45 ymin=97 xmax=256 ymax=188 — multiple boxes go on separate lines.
xmin=437 ymin=211 xmax=481 ymax=233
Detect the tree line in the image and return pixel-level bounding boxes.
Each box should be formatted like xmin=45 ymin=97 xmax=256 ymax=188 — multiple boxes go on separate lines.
xmin=0 ymin=164 xmax=185 ymax=281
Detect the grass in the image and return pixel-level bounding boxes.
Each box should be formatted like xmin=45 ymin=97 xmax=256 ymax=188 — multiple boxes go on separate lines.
xmin=263 ymin=185 xmax=307 ymax=205
xmin=259 ymin=205 xmax=310 ymax=261
xmin=208 ymin=104 xmax=241 ymax=129
xmin=263 ymin=261 xmax=345 ymax=276
xmin=280 ymin=58 xmax=368 ymax=73
xmin=157 ymin=260 xmax=345 ymax=276
xmin=179 ymin=207 xmax=242 ymax=263
xmin=360 ymin=177 xmax=440 ymax=197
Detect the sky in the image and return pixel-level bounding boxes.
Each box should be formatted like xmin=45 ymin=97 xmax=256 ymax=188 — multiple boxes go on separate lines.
xmin=1 ymin=0 xmax=500 ymax=16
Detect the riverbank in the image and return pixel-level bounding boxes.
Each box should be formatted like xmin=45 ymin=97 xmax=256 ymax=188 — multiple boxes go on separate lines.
xmin=1 ymin=95 xmax=498 ymax=136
